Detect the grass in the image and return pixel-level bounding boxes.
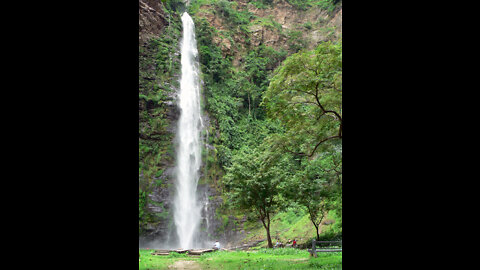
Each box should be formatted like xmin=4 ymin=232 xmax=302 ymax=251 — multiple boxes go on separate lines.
xmin=239 ymin=205 xmax=342 ymax=251
xmin=242 ymin=207 xmax=317 ymax=247
xmin=139 ymin=248 xmax=341 ymax=269
xmin=139 ymin=249 xmax=195 ymax=270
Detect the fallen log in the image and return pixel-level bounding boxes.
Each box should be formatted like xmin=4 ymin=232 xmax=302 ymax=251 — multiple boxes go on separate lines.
xmin=153 ymin=249 xmax=171 ymax=253
xmin=308 ymin=248 xmax=342 ymax=253
xmin=187 ymin=249 xmax=214 ymax=255
xmin=149 ymin=248 xmax=218 ymax=256
xmin=151 ymin=252 xmax=170 ymax=256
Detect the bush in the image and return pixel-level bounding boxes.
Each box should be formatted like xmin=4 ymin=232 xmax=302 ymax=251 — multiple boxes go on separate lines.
xmin=214 ymin=0 xmax=253 ymax=27
xmin=303 ymin=22 xmax=312 ymax=30
xmin=286 ymin=0 xmax=339 ymax=12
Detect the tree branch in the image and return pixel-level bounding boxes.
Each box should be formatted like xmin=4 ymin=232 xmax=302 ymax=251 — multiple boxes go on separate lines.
xmin=306 ymin=135 xmax=341 ymax=158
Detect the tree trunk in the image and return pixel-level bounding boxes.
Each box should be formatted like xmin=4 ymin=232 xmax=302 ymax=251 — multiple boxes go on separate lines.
xmin=314 ymin=223 xmax=320 ymax=241
xmin=266 ymin=224 xmax=273 ymax=248
xmin=308 ymin=206 xmax=321 ymax=241
xmin=265 ymin=224 xmax=273 ymax=248
xmin=267 ymin=214 xmax=273 ymax=248
xmin=261 ymin=215 xmax=273 ymax=248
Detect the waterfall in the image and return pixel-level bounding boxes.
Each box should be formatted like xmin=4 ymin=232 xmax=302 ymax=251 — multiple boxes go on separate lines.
xmin=173 ymin=12 xmax=204 ymax=249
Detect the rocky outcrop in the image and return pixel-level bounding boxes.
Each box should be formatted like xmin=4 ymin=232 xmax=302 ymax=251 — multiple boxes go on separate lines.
xmin=139 ymin=0 xmax=168 ymax=44
xmin=195 ymin=0 xmax=342 ymax=66
xmin=196 ymin=183 xmax=248 ymax=248
xmin=141 ymin=167 xmax=177 ymax=243
xmin=249 ymin=0 xmax=342 ymax=49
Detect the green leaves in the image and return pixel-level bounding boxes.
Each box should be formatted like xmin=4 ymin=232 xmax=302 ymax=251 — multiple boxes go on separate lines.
xmin=190 ymin=8 xmax=342 ymax=244
xmin=263 ymin=41 xmax=342 ymax=157
xmin=259 ymin=41 xmax=342 ymax=240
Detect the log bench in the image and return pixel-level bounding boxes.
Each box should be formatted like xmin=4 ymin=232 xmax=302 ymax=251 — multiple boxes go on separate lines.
xmin=151 ymin=248 xmax=215 ymax=256
xmin=308 ymin=240 xmax=342 ymax=257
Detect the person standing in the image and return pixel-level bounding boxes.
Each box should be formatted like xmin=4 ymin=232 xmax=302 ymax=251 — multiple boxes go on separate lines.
xmin=214 ymin=240 xmax=221 ymax=250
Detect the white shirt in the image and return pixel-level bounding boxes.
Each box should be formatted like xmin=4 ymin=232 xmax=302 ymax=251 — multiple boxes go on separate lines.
xmin=215 ymin=242 xmax=220 ymax=249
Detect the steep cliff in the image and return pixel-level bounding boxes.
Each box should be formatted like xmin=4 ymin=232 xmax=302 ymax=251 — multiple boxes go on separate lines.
xmin=139 ymin=0 xmax=182 ymax=244
xmin=139 ymin=0 xmax=168 ymax=44
xmin=191 ymin=0 xmax=342 ymax=66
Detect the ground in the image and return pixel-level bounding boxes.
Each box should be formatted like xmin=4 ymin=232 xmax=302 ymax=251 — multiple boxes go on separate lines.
xmin=139 ymin=248 xmax=342 ymax=269
xmin=168 ymin=260 xmax=201 ymax=269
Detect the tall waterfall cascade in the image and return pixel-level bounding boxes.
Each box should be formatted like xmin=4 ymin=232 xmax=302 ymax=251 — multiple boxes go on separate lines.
xmin=173 ymin=12 xmax=205 ymax=249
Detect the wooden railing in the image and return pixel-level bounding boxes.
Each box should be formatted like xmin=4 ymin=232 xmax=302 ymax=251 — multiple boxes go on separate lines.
xmin=308 ymin=240 xmax=342 ymax=257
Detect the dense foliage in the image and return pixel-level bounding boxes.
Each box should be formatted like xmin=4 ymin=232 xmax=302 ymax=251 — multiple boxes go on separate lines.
xmin=263 ymin=41 xmax=342 ymax=242
xmin=193 ymin=2 xmax=342 ymax=244
xmin=264 ymin=41 xmax=342 ymax=158
xmin=224 ymin=143 xmax=295 ymax=247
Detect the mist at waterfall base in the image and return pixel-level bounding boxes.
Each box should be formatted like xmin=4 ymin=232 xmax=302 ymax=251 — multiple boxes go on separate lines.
xmin=139 ymin=12 xmax=213 ymax=250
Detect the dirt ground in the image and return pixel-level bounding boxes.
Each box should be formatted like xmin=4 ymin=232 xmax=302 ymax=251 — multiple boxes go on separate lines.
xmin=168 ymin=260 xmax=201 ymax=270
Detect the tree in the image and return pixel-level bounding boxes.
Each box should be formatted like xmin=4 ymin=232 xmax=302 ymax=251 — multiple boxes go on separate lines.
xmin=291 ymin=147 xmax=342 ymax=241
xmin=224 ymin=143 xmax=290 ymax=248
xmin=263 ymin=41 xmax=342 ymax=158
xmin=302 ymin=186 xmax=332 ymax=241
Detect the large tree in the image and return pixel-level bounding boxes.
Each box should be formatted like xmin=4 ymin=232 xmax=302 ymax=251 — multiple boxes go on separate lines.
xmin=224 ymin=143 xmax=291 ymax=248
xmin=263 ymin=41 xmax=342 ymax=240
xmin=292 ymin=147 xmax=342 ymax=241
xmin=263 ymin=41 xmax=342 ymax=158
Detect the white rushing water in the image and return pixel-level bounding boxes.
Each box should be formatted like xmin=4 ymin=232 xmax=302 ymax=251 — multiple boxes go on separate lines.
xmin=173 ymin=12 xmax=204 ymax=249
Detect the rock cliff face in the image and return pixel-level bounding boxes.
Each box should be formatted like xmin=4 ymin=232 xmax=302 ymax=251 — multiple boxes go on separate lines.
xmin=138 ymin=1 xmax=232 ymax=248
xmin=138 ymin=0 xmax=180 ymax=246
xmin=195 ymin=0 xmax=342 ymax=66
xmin=139 ymin=0 xmax=168 ymax=44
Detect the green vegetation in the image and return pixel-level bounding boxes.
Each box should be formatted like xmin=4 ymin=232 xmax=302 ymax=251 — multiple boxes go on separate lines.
xmin=264 ymin=41 xmax=342 ymax=158
xmin=189 ymin=0 xmax=254 ymax=33
xmin=139 ymin=3 xmax=183 ymax=234
xmin=250 ymin=0 xmax=273 ymax=9
xmin=187 ymin=0 xmax=214 ymax=14
xmin=214 ymin=0 xmax=254 ymax=28
xmin=287 ymin=0 xmax=340 ymax=12
xmin=224 ymin=144 xmax=292 ymax=248
xmin=139 ymin=190 xmax=147 ymax=227
xmin=138 ymin=249 xmax=342 ymax=270
xmin=284 ymin=29 xmax=308 ymax=53
xmin=161 ymin=0 xmax=185 ymax=12
xmin=139 ymin=249 xmax=190 ymax=270
xmin=220 ymin=41 xmax=342 ymax=248
xmin=138 ymin=17 xmax=181 ymax=179
xmin=250 ymin=16 xmax=282 ymax=32
xmin=303 ymin=21 xmax=313 ymax=30
xmin=243 ymin=207 xmax=309 ymax=246
xmin=241 ymin=202 xmax=341 ymax=249
xmin=199 ymin=249 xmax=341 ymax=269
xmin=188 ymin=0 xmax=342 ymax=245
